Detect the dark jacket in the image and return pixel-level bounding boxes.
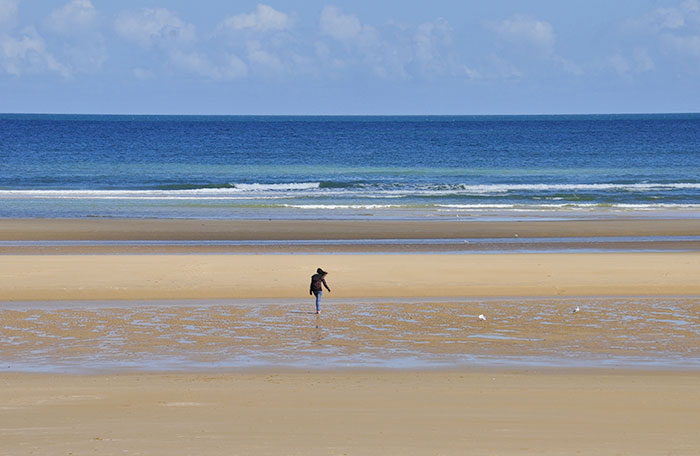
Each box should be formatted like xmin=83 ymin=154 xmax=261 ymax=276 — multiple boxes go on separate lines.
xmin=310 ymin=273 xmax=330 ymax=295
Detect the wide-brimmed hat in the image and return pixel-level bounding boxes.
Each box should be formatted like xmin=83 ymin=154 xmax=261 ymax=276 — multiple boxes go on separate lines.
xmin=317 ymin=268 xmax=327 ymax=275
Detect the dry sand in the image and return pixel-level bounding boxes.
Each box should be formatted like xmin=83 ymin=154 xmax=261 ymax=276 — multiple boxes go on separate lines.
xmin=1 ymin=252 xmax=699 ymax=301
xmin=1 ymin=370 xmax=700 ymax=455
xmin=2 ymin=217 xmax=698 ymax=300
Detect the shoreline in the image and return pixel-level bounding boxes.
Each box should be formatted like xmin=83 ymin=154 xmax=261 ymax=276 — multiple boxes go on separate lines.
xmin=7 ymin=364 xmax=700 ymax=375
xmin=1 ymin=217 xmax=699 ymax=240
xmin=2 ymin=216 xmax=698 ymax=256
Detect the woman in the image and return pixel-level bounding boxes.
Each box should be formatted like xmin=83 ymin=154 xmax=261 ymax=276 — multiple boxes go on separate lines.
xmin=309 ymin=268 xmax=331 ymax=314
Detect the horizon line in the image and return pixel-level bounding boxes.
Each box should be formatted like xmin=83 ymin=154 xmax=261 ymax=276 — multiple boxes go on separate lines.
xmin=2 ymin=111 xmax=700 ymax=117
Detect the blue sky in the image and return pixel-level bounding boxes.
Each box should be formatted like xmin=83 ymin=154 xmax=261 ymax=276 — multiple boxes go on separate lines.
xmin=1 ymin=0 xmax=700 ymax=114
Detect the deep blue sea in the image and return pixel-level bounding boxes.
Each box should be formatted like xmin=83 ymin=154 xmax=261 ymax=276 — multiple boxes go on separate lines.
xmin=1 ymin=114 xmax=699 ymax=220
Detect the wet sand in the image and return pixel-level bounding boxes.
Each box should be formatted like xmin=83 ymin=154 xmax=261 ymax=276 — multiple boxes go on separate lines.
xmin=2 ymin=297 xmax=698 ymax=372
xmin=1 ymin=217 xmax=699 ymax=240
xmin=3 ymin=238 xmax=700 ymax=255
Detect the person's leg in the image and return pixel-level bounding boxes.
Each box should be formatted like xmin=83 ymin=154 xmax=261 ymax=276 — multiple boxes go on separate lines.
xmin=315 ymin=290 xmax=322 ymax=313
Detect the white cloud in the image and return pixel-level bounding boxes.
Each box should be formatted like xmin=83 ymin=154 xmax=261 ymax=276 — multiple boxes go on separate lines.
xmin=657 ymin=1 xmax=700 ymax=57
xmin=0 ymin=0 xmax=18 ymax=29
xmin=19 ymin=3 xmax=479 ymax=84
xmin=551 ymin=55 xmax=583 ymax=75
xmin=609 ymin=54 xmax=630 ymax=75
xmin=221 ymin=4 xmax=290 ymax=32
xmin=634 ymin=47 xmax=656 ymax=71
xmin=222 ymin=54 xmax=249 ymax=78
xmin=0 ymin=1 xmax=76 ymax=78
xmin=246 ymin=39 xmax=283 ymax=72
xmin=621 ymin=0 xmax=700 ymax=64
xmin=685 ymin=0 xmax=700 ymax=12
xmin=414 ymin=20 xmax=449 ymax=67
xmin=411 ymin=18 xmax=480 ymax=79
xmin=44 ymin=0 xmax=106 ymax=74
xmin=490 ymin=14 xmax=556 ymax=52
xmin=115 ymin=8 xmax=255 ymax=81
xmin=320 ymin=6 xmax=361 ymax=41
xmin=132 ymin=67 xmax=155 ymax=80
xmin=317 ymin=7 xmax=477 ymax=80
xmin=663 ymin=33 xmax=700 ymax=55
xmin=626 ymin=0 xmax=699 ymax=33
xmin=170 ymin=49 xmax=248 ymax=80
xmin=413 ymin=19 xmax=478 ymax=78
xmin=215 ymin=4 xmax=294 ymax=78
xmin=651 ymin=7 xmax=686 ymax=30
xmin=485 ymin=54 xmax=521 ymax=79
xmin=0 ymin=26 xmax=71 ymax=78
xmin=319 ymin=6 xmax=384 ymax=47
xmin=609 ymin=48 xmax=655 ymax=75
xmin=47 ymin=0 xmax=96 ymax=34
xmin=114 ymin=8 xmax=196 ymax=49
xmin=319 ymin=6 xmax=378 ymax=46
xmin=319 ymin=7 xmax=403 ymax=78
xmin=485 ymin=14 xmax=585 ymax=77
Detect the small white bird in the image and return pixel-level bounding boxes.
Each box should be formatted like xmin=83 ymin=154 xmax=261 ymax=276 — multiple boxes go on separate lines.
xmin=478 ymin=314 xmax=486 ymax=321
xmin=572 ymin=306 xmax=580 ymax=313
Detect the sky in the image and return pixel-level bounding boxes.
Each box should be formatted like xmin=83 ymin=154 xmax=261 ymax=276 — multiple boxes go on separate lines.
xmin=1 ymin=0 xmax=700 ymax=115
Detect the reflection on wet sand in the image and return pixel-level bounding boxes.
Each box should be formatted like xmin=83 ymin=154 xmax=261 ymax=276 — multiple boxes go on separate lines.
xmin=1 ymin=297 xmax=698 ymax=372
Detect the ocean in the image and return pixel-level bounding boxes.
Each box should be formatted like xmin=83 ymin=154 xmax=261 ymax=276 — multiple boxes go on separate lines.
xmin=1 ymin=113 xmax=699 ymax=220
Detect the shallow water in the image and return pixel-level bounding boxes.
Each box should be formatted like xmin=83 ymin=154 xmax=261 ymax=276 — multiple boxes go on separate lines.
xmin=1 ymin=297 xmax=698 ymax=373
xmin=3 ymin=236 xmax=700 ymax=255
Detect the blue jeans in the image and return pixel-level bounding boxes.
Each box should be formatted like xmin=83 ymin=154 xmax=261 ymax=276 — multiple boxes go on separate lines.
xmin=314 ymin=290 xmax=322 ymax=312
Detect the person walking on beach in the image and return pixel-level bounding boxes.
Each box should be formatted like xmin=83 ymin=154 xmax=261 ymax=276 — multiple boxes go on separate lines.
xmin=310 ymin=268 xmax=331 ymax=314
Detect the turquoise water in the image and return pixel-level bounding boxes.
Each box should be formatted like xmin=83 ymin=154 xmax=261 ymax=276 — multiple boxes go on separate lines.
xmin=1 ymin=114 xmax=699 ymax=219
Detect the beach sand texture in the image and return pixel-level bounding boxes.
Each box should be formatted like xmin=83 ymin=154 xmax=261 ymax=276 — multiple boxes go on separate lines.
xmin=1 ymin=297 xmax=698 ymax=371
xmin=1 ymin=218 xmax=699 ymax=455
xmin=2 ymin=218 xmax=699 ymax=301
xmin=1 ymin=252 xmax=699 ymax=301
xmin=2 ymin=217 xmax=699 ymax=240
xmin=1 ymin=371 xmax=700 ymax=455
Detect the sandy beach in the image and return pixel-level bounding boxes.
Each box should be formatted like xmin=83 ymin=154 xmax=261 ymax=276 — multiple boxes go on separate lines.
xmin=1 ymin=297 xmax=698 ymax=372
xmin=2 ymin=217 xmax=699 ymax=240
xmin=1 ymin=218 xmax=700 ymax=301
xmin=2 ymin=251 xmax=700 ymax=301
xmin=1 ymin=217 xmax=699 ymax=454
xmin=2 ymin=370 xmax=700 ymax=455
